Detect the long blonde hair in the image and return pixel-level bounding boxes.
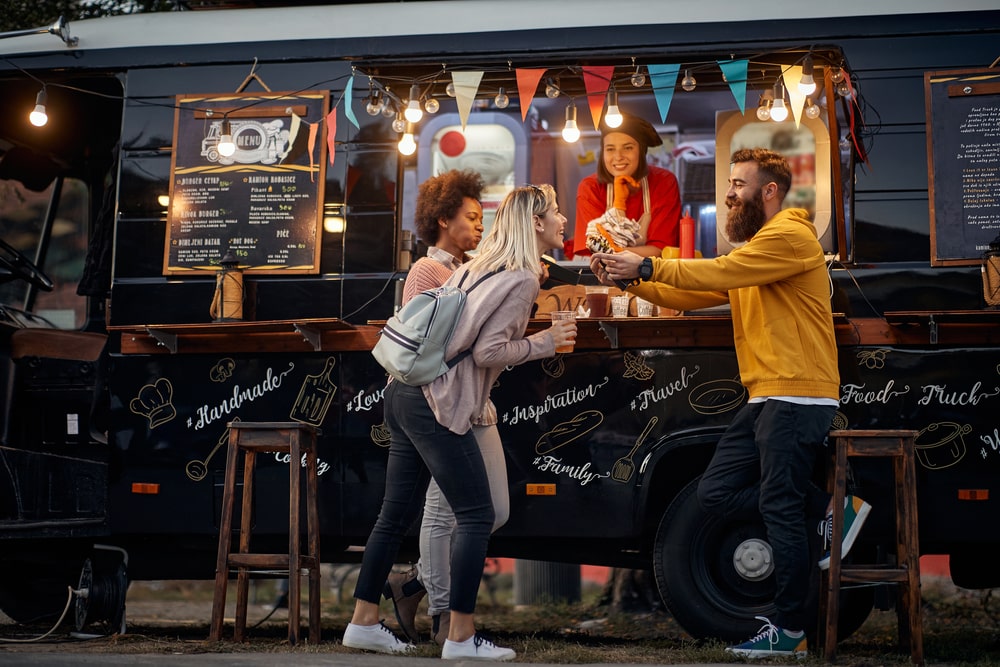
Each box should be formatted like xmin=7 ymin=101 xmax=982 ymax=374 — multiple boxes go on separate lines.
xmin=467 ymin=184 xmax=555 ymax=276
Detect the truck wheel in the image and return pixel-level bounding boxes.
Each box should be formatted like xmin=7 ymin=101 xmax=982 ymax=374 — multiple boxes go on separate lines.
xmin=652 ymin=477 xmax=873 ymax=642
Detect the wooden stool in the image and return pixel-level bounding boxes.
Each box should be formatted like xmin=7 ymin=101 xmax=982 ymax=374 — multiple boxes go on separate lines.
xmin=820 ymin=429 xmax=922 ymax=664
xmin=209 ymin=421 xmax=321 ymax=645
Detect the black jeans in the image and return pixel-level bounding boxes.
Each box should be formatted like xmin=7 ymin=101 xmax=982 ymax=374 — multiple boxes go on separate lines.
xmin=697 ymin=400 xmax=836 ymax=631
xmin=353 ymin=381 xmax=494 ymax=614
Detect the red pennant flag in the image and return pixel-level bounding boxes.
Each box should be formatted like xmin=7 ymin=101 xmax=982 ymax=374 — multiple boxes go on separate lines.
xmin=307 ymin=122 xmax=318 ymax=181
xmin=325 ymin=108 xmax=337 ymax=166
xmin=582 ymin=66 xmax=615 ymax=130
xmin=515 ymin=68 xmax=547 ymax=122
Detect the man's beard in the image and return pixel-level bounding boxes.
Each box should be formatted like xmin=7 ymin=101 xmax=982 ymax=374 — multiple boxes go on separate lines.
xmin=725 ymin=191 xmax=767 ymax=243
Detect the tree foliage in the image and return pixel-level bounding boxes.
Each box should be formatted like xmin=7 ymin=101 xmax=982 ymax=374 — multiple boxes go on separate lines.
xmin=0 ymin=1 xmax=180 ymax=33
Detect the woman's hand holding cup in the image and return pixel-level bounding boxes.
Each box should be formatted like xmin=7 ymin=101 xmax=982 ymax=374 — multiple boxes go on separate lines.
xmin=549 ymin=311 xmax=578 ymax=354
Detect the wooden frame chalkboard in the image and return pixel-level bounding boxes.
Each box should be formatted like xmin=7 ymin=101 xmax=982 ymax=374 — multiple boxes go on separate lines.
xmin=164 ymin=90 xmax=328 ymax=275
xmin=925 ymin=68 xmax=1000 ymax=267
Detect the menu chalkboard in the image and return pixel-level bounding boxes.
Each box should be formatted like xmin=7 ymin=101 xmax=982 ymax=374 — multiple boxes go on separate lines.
xmin=164 ymin=90 xmax=328 ymax=275
xmin=925 ymin=68 xmax=1000 ymax=267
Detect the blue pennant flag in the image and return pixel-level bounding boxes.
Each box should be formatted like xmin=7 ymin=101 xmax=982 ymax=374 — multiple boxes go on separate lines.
xmin=648 ymin=64 xmax=680 ymax=123
xmin=718 ymin=59 xmax=749 ymax=114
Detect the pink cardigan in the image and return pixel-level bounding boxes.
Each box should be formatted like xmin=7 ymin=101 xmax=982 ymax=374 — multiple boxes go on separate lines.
xmin=402 ymin=250 xmax=459 ymax=305
xmin=424 ymin=267 xmax=554 ymax=434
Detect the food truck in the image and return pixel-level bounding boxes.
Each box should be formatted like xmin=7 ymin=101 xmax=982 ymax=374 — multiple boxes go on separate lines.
xmin=1 ymin=0 xmax=1000 ymax=642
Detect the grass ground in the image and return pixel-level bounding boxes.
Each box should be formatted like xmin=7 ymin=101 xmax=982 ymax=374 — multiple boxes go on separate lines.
xmin=2 ymin=567 xmax=999 ymax=664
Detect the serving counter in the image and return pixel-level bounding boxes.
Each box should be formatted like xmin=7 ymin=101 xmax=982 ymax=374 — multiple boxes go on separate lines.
xmin=107 ymin=309 xmax=1000 ymax=356
xmin=109 ymin=318 xmax=380 ymax=355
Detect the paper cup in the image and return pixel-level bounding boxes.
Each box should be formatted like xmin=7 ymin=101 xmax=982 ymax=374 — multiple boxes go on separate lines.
xmin=611 ymin=294 xmax=630 ymax=318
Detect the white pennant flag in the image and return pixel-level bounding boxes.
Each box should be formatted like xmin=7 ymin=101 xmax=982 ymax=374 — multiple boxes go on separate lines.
xmin=452 ymin=71 xmax=484 ymax=131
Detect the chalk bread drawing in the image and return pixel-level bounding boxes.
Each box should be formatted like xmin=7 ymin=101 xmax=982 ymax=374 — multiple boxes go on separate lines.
xmin=535 ymin=410 xmax=603 ymax=455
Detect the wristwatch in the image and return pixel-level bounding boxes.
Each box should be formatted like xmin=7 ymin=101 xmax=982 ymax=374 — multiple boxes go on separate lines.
xmin=638 ymin=257 xmax=654 ymax=282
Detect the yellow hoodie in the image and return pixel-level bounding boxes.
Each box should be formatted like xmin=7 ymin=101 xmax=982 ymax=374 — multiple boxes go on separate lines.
xmin=630 ymin=208 xmax=839 ymax=401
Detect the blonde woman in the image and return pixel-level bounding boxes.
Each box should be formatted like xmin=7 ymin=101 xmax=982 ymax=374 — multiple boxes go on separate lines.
xmin=344 ymin=184 xmax=574 ymax=661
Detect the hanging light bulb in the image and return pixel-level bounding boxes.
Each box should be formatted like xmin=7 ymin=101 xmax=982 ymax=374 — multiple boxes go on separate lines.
xmin=798 ymin=55 xmax=816 ymax=96
xmin=681 ymin=69 xmax=697 ymax=92
xmin=604 ymin=89 xmax=623 ymax=128
xmin=424 ymin=97 xmax=440 ymax=114
xmin=28 ymin=87 xmax=48 ymax=127
xmin=545 ymin=79 xmax=560 ymax=98
xmin=218 ymin=119 xmax=236 ymax=157
xmin=836 ymin=80 xmax=852 ymax=99
xmin=445 ymin=81 xmax=456 ymax=97
xmin=398 ymin=122 xmax=417 ymax=156
xmin=756 ymin=91 xmax=772 ymax=121
xmin=830 ymin=66 xmax=845 ymax=84
xmin=494 ymin=87 xmax=510 ymax=109
xmin=381 ymin=95 xmax=396 ymax=118
xmin=561 ymin=104 xmax=580 ymax=143
xmin=392 ymin=112 xmax=406 ymax=134
xmin=365 ymin=91 xmax=383 ymax=116
xmin=631 ymin=58 xmax=646 ymax=87
xmin=404 ymin=84 xmax=423 ymax=123
xmin=769 ymin=82 xmax=788 ymax=122
xmin=805 ymin=97 xmax=821 ymax=119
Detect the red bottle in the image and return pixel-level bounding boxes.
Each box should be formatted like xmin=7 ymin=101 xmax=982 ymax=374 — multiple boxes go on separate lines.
xmin=680 ymin=206 xmax=695 ymax=259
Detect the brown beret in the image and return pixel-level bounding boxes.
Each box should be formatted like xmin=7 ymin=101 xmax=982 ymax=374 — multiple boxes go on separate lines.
xmin=600 ymin=113 xmax=663 ymax=149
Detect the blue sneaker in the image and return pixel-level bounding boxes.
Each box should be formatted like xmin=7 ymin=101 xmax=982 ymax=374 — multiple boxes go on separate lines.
xmin=725 ymin=616 xmax=808 ymax=658
xmin=818 ymin=495 xmax=872 ymax=570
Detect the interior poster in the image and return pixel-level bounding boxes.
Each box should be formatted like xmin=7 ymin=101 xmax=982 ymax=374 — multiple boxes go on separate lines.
xmin=925 ymin=68 xmax=1000 ymax=266
xmin=164 ymin=90 xmax=328 ymax=275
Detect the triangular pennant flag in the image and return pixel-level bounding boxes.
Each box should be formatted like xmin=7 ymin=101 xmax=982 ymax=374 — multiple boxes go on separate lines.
xmin=325 ymin=108 xmax=337 ymax=166
xmin=718 ymin=59 xmax=749 ymax=114
xmin=284 ymin=112 xmax=301 ymax=164
xmin=782 ymin=66 xmax=807 ymax=128
xmin=516 ymin=68 xmax=547 ymax=122
xmin=343 ymin=76 xmax=360 ymax=130
xmin=307 ymin=121 xmax=318 ymax=179
xmin=647 ymin=64 xmax=680 ymax=122
xmin=452 ymin=71 xmax=484 ymax=130
xmin=582 ymin=65 xmax=615 ymax=129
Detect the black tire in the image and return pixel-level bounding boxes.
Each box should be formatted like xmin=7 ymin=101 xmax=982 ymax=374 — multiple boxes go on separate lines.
xmin=652 ymin=477 xmax=873 ymax=643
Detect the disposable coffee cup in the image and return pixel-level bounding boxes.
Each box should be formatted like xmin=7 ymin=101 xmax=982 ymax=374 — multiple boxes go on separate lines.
xmin=550 ymin=310 xmax=576 ymax=353
xmin=635 ymin=297 xmax=654 ymax=318
xmin=611 ymin=294 xmax=630 ymax=318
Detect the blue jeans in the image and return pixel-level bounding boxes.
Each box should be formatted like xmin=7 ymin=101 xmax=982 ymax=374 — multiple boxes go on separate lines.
xmin=697 ymin=400 xmax=836 ymax=631
xmin=353 ymin=381 xmax=494 ymax=614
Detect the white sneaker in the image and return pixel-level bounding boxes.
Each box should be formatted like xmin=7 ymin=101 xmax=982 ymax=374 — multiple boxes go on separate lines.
xmin=442 ymin=634 xmax=516 ymax=661
xmin=343 ymin=621 xmax=415 ymax=654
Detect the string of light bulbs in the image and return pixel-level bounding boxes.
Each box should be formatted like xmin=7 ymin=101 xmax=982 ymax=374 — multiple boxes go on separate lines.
xmin=10 ymin=48 xmax=865 ymax=157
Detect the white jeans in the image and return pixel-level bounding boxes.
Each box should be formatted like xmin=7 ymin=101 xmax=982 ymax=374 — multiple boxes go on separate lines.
xmin=416 ymin=423 xmax=509 ymax=615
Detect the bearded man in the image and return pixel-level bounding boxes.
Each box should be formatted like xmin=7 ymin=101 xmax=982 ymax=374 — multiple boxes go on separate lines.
xmin=591 ymin=147 xmax=869 ymax=658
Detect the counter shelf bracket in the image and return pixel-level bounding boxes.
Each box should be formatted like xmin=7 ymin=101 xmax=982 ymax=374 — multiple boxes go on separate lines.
xmin=293 ymin=323 xmax=322 ymax=351
xmin=145 ymin=327 xmax=178 ymax=354
xmin=598 ymin=322 xmax=619 ymax=349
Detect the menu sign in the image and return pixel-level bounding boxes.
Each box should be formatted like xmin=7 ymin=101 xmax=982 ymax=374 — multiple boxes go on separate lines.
xmin=925 ymin=68 xmax=1000 ymax=267
xmin=164 ymin=90 xmax=328 ymax=275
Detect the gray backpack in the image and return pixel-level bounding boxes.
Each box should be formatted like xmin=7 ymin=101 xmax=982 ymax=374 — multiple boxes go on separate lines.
xmin=373 ymin=269 xmax=500 ymax=386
